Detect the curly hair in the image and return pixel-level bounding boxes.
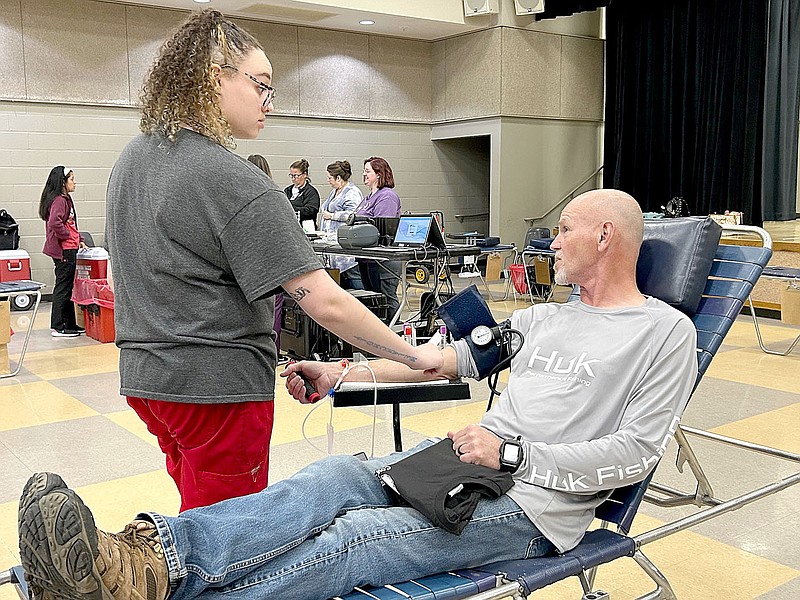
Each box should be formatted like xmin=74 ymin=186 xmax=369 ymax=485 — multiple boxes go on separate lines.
xmin=139 ymin=9 xmax=263 ymax=148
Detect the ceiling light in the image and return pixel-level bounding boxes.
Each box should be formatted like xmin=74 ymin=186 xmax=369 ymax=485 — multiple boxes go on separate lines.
xmin=359 ymin=20 xmax=375 ymax=26
xmin=194 ymin=0 xmax=211 ymax=4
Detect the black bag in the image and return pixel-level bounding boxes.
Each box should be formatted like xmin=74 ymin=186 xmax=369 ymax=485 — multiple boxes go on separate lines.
xmin=0 ymin=209 xmax=20 ymax=250
xmin=376 ymin=439 xmax=513 ymax=535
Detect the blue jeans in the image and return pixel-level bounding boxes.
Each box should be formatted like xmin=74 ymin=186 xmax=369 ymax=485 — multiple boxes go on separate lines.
xmin=340 ymin=267 xmax=364 ymax=290
xmin=358 ymin=259 xmax=401 ymax=322
xmin=145 ymin=441 xmax=553 ymax=600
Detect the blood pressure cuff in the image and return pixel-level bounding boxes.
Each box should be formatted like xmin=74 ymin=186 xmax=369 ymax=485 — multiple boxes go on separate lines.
xmin=438 ymin=285 xmax=502 ymax=380
xmin=376 ymin=439 xmax=513 ymax=535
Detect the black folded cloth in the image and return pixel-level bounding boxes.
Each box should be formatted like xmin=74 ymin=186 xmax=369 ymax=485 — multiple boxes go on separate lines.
xmin=376 ymin=439 xmax=514 ymax=535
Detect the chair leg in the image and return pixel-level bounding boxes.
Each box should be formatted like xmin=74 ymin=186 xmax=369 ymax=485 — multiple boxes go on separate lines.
xmin=748 ymin=296 xmax=800 ymax=356
xmin=645 ymin=426 xmax=719 ymax=508
xmin=579 ymin=569 xmax=595 ymax=592
xmin=631 ymin=550 xmax=678 ymax=600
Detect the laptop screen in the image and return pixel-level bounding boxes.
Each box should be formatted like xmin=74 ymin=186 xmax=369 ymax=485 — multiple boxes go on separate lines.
xmin=393 ymin=215 xmax=434 ymax=247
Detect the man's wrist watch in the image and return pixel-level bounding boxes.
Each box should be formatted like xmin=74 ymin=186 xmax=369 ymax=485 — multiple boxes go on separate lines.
xmin=499 ymin=436 xmax=524 ymax=473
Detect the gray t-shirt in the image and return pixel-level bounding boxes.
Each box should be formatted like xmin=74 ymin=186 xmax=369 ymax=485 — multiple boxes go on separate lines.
xmin=106 ymin=130 xmax=321 ymax=403
xmin=455 ymin=296 xmax=697 ymax=552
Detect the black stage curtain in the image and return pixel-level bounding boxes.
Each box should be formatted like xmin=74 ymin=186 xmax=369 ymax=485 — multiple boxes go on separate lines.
xmin=763 ymin=0 xmax=800 ymax=221
xmin=604 ymin=0 xmax=769 ymax=225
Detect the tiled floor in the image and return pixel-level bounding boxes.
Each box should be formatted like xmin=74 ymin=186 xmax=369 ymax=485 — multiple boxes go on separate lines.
xmin=1 ymin=278 xmax=799 ymax=600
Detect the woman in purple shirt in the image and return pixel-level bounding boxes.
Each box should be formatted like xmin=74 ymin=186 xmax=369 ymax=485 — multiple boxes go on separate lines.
xmin=354 ymin=157 xmax=402 ymax=321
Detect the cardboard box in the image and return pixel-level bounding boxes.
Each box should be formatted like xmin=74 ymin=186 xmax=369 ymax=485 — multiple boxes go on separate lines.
xmin=485 ymin=253 xmax=502 ymax=281
xmin=0 ymin=300 xmax=10 ymax=344
xmin=780 ymin=284 xmax=800 ymax=325
xmin=533 ymin=255 xmax=552 ymax=285
xmin=0 ymin=344 xmax=9 ymax=375
xmin=74 ymin=304 xmax=85 ymax=329
xmin=709 ymin=213 xmax=743 ymax=226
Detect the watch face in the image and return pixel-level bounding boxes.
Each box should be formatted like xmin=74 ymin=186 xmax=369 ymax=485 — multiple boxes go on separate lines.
xmin=470 ymin=325 xmax=494 ymax=346
xmin=501 ymin=442 xmax=521 ymax=464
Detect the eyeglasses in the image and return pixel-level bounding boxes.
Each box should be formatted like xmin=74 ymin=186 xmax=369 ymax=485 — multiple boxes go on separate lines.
xmin=221 ymin=64 xmax=276 ymax=108
xmin=289 ymin=173 xmax=304 ymax=179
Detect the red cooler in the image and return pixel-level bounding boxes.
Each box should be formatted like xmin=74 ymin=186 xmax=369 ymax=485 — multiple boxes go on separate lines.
xmin=76 ymin=247 xmax=109 ymax=280
xmin=0 ymin=249 xmax=31 ymax=282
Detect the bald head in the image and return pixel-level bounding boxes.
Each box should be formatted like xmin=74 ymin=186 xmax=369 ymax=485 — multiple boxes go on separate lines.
xmin=552 ymin=189 xmax=645 ymax=298
xmin=567 ymin=189 xmax=644 ymax=250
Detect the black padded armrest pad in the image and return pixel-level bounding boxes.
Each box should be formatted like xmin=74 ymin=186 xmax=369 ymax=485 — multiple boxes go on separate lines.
xmin=636 ymin=217 xmax=722 ymax=316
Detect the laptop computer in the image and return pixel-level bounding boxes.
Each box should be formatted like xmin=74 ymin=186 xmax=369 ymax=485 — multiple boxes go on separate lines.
xmin=391 ymin=214 xmax=446 ymax=249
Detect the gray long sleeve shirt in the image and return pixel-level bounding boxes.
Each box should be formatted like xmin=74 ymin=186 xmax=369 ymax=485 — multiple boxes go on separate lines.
xmin=453 ymin=297 xmax=697 ymax=552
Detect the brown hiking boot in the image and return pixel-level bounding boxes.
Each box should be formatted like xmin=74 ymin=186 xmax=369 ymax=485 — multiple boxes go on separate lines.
xmin=18 ymin=472 xmax=170 ymax=600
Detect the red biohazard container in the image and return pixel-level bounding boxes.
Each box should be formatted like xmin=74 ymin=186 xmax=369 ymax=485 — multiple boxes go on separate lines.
xmin=509 ymin=263 xmax=528 ymax=295
xmin=0 ymin=249 xmax=31 ymax=282
xmin=82 ymin=303 xmax=115 ymax=343
xmin=72 ymin=278 xmax=115 ymax=343
xmin=76 ymin=247 xmax=109 ymax=280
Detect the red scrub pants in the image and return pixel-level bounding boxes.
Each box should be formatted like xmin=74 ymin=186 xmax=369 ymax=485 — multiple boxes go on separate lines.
xmin=127 ymin=396 xmax=274 ymax=512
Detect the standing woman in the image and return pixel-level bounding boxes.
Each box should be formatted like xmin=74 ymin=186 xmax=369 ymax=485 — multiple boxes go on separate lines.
xmin=105 ymin=9 xmax=441 ymax=511
xmin=284 ymin=158 xmax=320 ymax=224
xmin=39 ymin=166 xmax=86 ymax=337
xmin=319 ymin=160 xmax=363 ymax=289
xmin=355 ymin=156 xmax=402 ymax=319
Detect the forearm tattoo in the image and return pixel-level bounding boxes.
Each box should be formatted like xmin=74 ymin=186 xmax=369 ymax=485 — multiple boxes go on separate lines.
xmin=353 ymin=335 xmax=416 ymax=363
xmin=289 ymin=286 xmax=311 ymax=302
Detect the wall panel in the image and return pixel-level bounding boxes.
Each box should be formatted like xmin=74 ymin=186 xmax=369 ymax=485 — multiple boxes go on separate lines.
xmin=0 ymin=0 xmax=25 ymax=100
xmin=561 ymin=35 xmax=604 ymax=120
xmin=126 ymin=6 xmax=187 ymax=103
xmin=444 ymin=29 xmax=502 ymax=121
xmin=501 ymin=28 xmax=561 ymax=118
xmin=297 ymin=28 xmax=370 ymax=119
xmin=369 ymin=36 xmax=432 ymax=122
xmin=22 ymin=0 xmax=129 ymax=104
xmin=235 ymin=19 xmax=301 ymax=116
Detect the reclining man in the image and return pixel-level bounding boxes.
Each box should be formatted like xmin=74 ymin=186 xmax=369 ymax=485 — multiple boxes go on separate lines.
xmin=17 ymin=189 xmax=697 ymax=600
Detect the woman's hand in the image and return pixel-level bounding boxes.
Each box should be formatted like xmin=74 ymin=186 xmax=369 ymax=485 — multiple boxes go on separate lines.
xmin=79 ymin=241 xmax=89 ymax=249
xmin=281 ymin=360 xmax=340 ymax=404
xmin=322 ymin=210 xmax=334 ymax=221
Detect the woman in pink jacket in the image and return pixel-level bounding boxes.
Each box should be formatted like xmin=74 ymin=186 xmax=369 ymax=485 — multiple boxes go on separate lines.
xmin=39 ymin=166 xmax=86 ymax=337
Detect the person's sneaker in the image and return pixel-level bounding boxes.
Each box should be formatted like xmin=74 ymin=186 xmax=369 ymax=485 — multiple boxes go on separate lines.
xmin=18 ymin=472 xmax=169 ymax=600
xmin=51 ymin=329 xmax=81 ymax=337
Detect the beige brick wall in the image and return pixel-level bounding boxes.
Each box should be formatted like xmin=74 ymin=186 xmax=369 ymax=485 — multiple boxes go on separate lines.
xmin=0 ymin=103 xmax=491 ymax=290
